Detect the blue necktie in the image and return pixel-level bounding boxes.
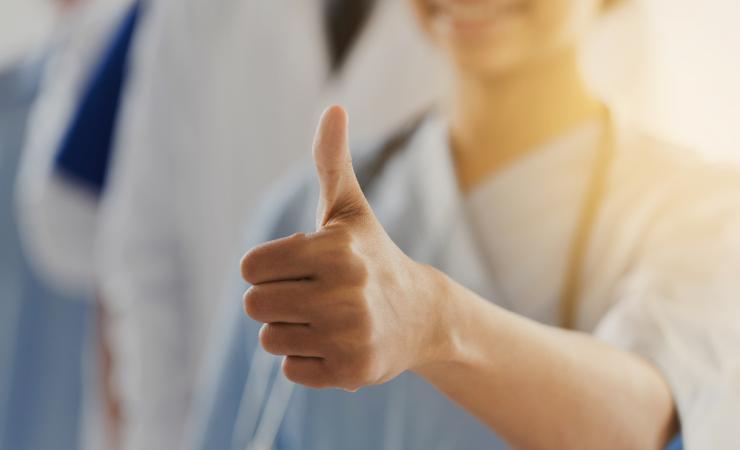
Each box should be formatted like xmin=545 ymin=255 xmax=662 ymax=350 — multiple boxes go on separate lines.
xmin=54 ymin=0 xmax=142 ymax=194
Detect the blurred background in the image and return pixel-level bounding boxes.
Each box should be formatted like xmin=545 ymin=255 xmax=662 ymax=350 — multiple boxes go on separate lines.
xmin=1 ymin=0 xmax=739 ymax=449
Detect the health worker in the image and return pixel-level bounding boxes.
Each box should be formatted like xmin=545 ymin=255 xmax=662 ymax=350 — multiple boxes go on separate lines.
xmin=198 ymin=0 xmax=739 ymax=449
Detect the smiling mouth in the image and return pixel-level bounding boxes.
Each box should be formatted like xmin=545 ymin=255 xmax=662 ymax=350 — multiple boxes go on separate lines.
xmin=429 ymin=0 xmax=530 ymax=30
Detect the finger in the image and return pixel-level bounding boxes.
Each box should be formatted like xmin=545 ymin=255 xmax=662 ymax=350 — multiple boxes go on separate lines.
xmin=312 ymin=105 xmax=370 ymax=229
xmin=244 ymin=278 xmax=360 ymax=325
xmin=282 ymin=356 xmax=335 ymax=389
xmin=259 ymin=323 xmax=326 ymax=358
xmin=241 ymin=233 xmax=317 ymax=285
xmin=244 ymin=281 xmax=317 ymax=324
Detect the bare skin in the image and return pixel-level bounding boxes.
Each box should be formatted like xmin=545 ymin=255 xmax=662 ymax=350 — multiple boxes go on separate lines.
xmin=450 ymin=47 xmax=601 ymax=192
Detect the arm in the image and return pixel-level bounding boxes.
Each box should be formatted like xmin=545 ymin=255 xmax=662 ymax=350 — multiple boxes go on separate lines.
xmin=241 ymin=106 xmax=678 ymax=449
xmin=414 ymin=268 xmax=677 ymax=449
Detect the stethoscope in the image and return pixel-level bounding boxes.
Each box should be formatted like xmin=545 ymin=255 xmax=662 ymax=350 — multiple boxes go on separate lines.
xmin=559 ymin=103 xmax=615 ymax=329
xmin=230 ymin=105 xmax=616 ymax=450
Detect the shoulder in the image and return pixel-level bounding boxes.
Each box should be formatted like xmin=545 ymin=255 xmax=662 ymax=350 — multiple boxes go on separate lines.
xmin=609 ymin=124 xmax=740 ymax=253
xmin=610 ymin=120 xmax=740 ymax=208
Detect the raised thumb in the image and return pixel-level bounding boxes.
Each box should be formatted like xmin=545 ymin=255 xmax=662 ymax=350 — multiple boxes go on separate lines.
xmin=313 ymin=105 xmax=368 ymax=229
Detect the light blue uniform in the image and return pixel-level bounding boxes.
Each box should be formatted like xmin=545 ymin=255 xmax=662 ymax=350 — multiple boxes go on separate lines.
xmin=190 ymin=115 xmax=508 ymax=450
xmin=0 ymin=60 xmax=90 ymax=450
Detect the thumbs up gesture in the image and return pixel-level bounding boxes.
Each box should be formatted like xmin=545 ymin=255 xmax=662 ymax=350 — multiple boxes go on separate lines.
xmin=241 ymin=106 xmax=451 ymax=391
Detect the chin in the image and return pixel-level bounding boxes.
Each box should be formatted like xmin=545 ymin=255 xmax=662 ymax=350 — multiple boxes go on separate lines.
xmin=445 ymin=40 xmax=530 ymax=79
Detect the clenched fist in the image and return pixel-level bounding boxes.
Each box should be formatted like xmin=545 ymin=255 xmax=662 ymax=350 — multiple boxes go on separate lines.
xmin=241 ymin=106 xmax=452 ymax=391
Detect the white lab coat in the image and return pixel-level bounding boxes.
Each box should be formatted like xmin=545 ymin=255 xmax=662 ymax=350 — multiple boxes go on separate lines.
xmin=195 ymin=111 xmax=740 ymax=450
xmin=15 ymin=0 xmax=133 ymax=296
xmin=97 ymin=0 xmax=447 ymax=448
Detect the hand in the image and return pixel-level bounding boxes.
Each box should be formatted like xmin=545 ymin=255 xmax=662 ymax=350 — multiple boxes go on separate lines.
xmin=241 ymin=106 xmax=451 ymax=391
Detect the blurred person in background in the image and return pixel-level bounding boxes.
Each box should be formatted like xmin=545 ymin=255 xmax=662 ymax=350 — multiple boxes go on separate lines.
xmin=16 ymin=0 xmax=134 ymax=298
xmin=12 ymin=0 xmax=145 ymax=448
xmin=197 ymin=0 xmax=740 ymax=448
xmin=96 ymin=0 xmax=446 ymax=449
xmin=0 ymin=5 xmax=89 ymax=448
xmin=0 ymin=0 xmax=118 ymax=448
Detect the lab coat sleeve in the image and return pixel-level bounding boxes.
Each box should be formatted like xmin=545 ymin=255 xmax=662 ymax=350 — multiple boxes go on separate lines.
xmin=594 ymin=166 xmax=740 ymax=450
xmin=14 ymin=2 xmax=127 ymax=295
xmin=96 ymin=1 xmax=196 ymax=449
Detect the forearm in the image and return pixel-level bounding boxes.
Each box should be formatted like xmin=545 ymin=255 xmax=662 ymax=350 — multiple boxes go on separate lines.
xmin=414 ymin=267 xmax=678 ymax=450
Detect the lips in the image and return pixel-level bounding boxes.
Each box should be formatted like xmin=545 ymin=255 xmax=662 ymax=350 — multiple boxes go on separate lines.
xmin=429 ymin=0 xmax=529 ymax=31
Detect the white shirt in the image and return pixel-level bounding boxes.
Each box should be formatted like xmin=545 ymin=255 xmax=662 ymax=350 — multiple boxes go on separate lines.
xmin=466 ymin=122 xmax=603 ymax=325
xmin=463 ymin=117 xmax=740 ymax=448
xmin=97 ymin=0 xmax=447 ymax=448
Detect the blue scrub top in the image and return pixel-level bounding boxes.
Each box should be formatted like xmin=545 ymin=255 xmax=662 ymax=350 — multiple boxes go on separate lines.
xmin=0 ymin=60 xmax=91 ymax=450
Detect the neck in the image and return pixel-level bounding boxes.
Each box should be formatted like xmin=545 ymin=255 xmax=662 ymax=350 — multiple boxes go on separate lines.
xmin=449 ymin=48 xmax=601 ymax=192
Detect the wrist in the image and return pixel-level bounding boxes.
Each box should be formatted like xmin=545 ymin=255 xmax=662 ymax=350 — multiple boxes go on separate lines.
xmin=410 ymin=263 xmax=468 ymax=373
